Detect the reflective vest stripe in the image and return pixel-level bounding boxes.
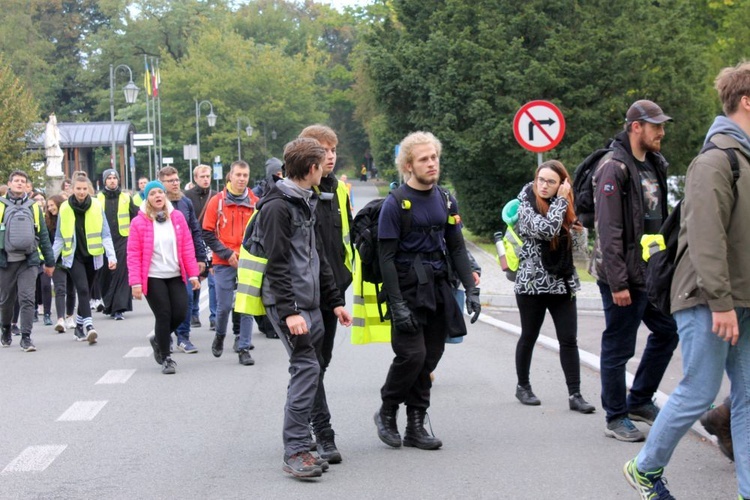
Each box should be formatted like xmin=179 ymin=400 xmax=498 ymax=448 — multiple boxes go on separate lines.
xmin=235 ymin=211 xmax=267 ymax=316
xmin=351 ymin=252 xmax=391 ymax=344
xmin=97 ymin=192 xmax=132 ymax=236
xmin=335 ymin=181 xmax=353 ymax=273
xmin=59 ymin=198 xmax=105 ymax=257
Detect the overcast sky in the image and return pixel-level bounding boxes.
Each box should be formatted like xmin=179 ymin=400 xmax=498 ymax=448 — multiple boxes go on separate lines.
xmin=318 ymin=0 xmax=372 ymax=10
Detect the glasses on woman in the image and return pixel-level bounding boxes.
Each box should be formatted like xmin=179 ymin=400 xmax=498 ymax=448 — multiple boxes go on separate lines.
xmin=536 ymin=177 xmax=559 ymax=187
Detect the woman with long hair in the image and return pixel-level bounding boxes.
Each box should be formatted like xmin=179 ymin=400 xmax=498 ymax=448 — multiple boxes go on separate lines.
xmin=512 ymin=160 xmax=595 ymax=413
xmin=127 ymin=181 xmax=200 ymax=374
xmin=44 ymin=194 xmax=72 ymax=332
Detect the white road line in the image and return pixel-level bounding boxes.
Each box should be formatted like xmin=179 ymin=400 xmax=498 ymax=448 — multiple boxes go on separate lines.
xmin=56 ymin=401 xmax=108 ymax=422
xmin=124 ymin=346 xmax=152 ymax=358
xmin=2 ymin=445 xmax=67 ymax=473
xmin=95 ymin=369 xmax=136 ymax=384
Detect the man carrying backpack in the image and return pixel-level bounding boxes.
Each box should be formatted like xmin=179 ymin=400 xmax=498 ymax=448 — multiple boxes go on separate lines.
xmin=623 ymin=61 xmax=750 ymax=500
xmin=373 ymin=131 xmax=480 ymax=450
xmin=0 ymin=170 xmax=55 ymax=351
xmin=591 ymin=99 xmax=679 ymax=442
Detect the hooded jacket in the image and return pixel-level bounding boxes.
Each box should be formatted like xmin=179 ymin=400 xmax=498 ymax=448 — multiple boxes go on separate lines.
xmin=127 ymin=202 xmax=199 ymax=296
xmin=201 ymin=187 xmax=258 ymax=266
xmin=252 ymin=157 xmax=284 ymax=199
xmin=184 ymin=185 xmax=217 ymax=224
xmin=255 ymin=179 xmax=342 ymax=320
xmin=591 ymin=130 xmax=670 ymax=292
xmin=314 ymin=173 xmax=353 ymax=305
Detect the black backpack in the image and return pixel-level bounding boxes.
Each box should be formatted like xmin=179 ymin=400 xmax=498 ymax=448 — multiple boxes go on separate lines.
xmin=572 ymin=145 xmax=615 ymax=229
xmin=351 ymin=185 xmax=453 ymax=284
xmin=645 ymin=142 xmax=740 ymax=315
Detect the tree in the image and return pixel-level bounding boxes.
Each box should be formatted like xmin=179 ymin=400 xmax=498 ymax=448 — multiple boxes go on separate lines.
xmin=0 ymin=57 xmax=42 ymax=182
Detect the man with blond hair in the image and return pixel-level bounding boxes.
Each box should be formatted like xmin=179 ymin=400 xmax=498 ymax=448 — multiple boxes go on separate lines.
xmin=624 ymin=61 xmax=750 ymax=500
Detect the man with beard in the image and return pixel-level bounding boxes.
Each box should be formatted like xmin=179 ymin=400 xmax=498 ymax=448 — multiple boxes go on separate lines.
xmin=591 ymin=100 xmax=679 ymax=442
xmin=184 ymin=164 xmax=218 ymax=330
xmin=156 ymin=166 xmax=207 ymax=354
xmin=97 ymin=169 xmax=138 ymax=320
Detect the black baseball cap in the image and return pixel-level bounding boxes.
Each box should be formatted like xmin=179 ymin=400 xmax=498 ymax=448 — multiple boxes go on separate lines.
xmin=626 ymin=100 xmax=672 ymax=124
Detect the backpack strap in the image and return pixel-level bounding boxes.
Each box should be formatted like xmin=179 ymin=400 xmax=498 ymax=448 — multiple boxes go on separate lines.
xmin=700 ymin=140 xmax=741 ymax=194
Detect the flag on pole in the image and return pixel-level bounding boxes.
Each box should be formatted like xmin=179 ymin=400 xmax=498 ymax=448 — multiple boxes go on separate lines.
xmin=144 ymin=60 xmax=152 ymax=97
xmin=151 ymin=58 xmax=159 ymax=98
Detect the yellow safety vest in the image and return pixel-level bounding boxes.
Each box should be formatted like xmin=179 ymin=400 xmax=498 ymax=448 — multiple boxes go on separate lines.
xmin=640 ymin=234 xmax=666 ymax=262
xmin=335 ymin=180 xmax=354 ymax=272
xmin=133 ymin=192 xmax=143 ymax=206
xmin=0 ymin=197 xmax=44 ymax=259
xmin=351 ymin=252 xmax=392 ymax=344
xmin=97 ymin=192 xmax=132 ymax=237
xmin=58 ymin=197 xmax=105 ymax=256
xmin=235 ymin=211 xmax=266 ymax=316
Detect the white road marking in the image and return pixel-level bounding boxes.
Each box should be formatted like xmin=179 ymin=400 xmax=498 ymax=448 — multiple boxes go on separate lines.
xmin=2 ymin=445 xmax=67 ymax=472
xmin=95 ymin=369 xmax=136 ymax=384
xmin=56 ymin=401 xmax=108 ymax=422
xmin=124 ymin=347 xmax=152 ymax=358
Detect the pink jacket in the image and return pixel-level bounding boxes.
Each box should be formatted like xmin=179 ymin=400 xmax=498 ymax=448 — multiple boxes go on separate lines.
xmin=127 ymin=206 xmax=199 ymax=296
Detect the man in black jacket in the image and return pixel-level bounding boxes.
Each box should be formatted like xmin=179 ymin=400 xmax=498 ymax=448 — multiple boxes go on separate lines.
xmin=184 ymin=164 xmax=217 ymax=330
xmin=298 ymin=125 xmax=353 ymax=463
xmin=591 ymin=100 xmax=679 ymax=442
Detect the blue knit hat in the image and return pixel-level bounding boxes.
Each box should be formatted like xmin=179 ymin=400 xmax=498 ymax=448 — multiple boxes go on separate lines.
xmin=143 ymin=180 xmax=165 ymax=200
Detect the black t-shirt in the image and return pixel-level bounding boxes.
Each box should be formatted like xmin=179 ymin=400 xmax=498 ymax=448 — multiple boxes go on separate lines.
xmin=635 ymin=158 xmax=663 ymax=234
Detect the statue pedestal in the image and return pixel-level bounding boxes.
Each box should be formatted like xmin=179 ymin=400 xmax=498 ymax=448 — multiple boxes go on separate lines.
xmin=45 ymin=176 xmax=64 ymax=197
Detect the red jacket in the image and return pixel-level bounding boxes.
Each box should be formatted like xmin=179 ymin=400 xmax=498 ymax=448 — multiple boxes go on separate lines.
xmin=201 ymin=188 xmax=257 ymax=266
xmin=127 ymin=206 xmax=200 ymax=296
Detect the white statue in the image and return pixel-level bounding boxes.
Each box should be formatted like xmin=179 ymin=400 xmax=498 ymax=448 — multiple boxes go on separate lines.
xmin=45 ymin=113 xmax=64 ymax=177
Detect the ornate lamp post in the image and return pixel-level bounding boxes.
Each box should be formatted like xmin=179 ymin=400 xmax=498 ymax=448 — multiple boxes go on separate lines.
xmin=237 ymin=117 xmax=253 ymax=160
xmin=109 ymin=64 xmax=139 ymax=169
xmin=195 ymin=99 xmax=217 ymax=164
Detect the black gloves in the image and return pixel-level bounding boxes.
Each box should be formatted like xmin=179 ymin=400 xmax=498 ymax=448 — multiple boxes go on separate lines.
xmin=388 ymin=300 xmax=419 ymax=333
xmin=466 ymin=287 xmax=481 ymax=324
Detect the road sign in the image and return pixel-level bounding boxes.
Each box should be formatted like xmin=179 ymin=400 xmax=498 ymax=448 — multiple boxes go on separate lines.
xmin=513 ymin=100 xmax=566 ymax=153
xmin=133 ymin=133 xmax=154 ymax=140
xmin=162 ymin=157 xmax=174 ymax=165
xmin=213 ymin=156 xmax=223 ymax=181
xmin=183 ymin=144 xmax=198 ymax=161
xmin=133 ymin=139 xmax=154 ymax=147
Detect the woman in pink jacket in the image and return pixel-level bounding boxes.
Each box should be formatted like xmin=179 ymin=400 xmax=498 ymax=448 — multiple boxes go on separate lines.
xmin=127 ymin=181 xmax=200 ymax=374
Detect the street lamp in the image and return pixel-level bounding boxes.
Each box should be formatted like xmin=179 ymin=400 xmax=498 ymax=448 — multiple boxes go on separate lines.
xmin=258 ymin=121 xmax=277 ymax=157
xmin=195 ymin=99 xmax=217 ymax=164
xmin=237 ymin=117 xmax=254 ymax=160
xmin=109 ymin=64 xmax=139 ymax=170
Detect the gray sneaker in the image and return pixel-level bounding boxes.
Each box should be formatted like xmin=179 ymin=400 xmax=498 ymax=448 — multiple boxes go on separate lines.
xmin=605 ymin=416 xmax=645 ymax=442
xmin=629 ymin=402 xmax=660 ymax=425
xmin=20 ymin=335 xmax=36 ymax=352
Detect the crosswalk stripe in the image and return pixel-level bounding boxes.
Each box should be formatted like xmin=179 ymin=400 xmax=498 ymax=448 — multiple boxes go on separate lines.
xmin=56 ymin=401 xmax=108 ymax=422
xmin=124 ymin=347 xmax=152 ymax=358
xmin=95 ymin=369 xmax=136 ymax=384
xmin=2 ymin=445 xmax=67 ymax=472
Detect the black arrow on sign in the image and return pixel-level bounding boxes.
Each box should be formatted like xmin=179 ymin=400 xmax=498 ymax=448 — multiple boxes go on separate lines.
xmin=528 ymin=118 xmax=556 ymax=141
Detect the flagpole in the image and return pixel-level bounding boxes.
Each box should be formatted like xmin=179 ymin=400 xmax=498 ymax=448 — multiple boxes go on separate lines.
xmin=144 ymin=54 xmax=153 ymax=180
xmin=156 ymin=59 xmax=163 ymax=167
xmin=150 ymin=57 xmax=159 ymax=174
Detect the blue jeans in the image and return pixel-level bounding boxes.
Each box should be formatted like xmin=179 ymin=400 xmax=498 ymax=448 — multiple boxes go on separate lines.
xmin=213 ymin=264 xmax=253 ymax=350
xmin=175 ymin=281 xmax=194 ymax=343
xmin=598 ymin=282 xmax=679 ymax=422
xmin=192 ymin=273 xmax=216 ymax=322
xmin=637 ymin=305 xmax=750 ymax=497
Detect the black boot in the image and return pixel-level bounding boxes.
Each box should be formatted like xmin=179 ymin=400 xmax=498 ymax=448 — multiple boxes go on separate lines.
xmin=316 ymin=428 xmax=342 ymax=464
xmin=403 ymin=407 xmax=442 ymax=450
xmin=374 ymin=404 xmax=401 ymax=448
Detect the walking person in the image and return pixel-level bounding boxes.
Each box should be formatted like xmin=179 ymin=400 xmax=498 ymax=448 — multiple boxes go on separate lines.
xmin=624 ymin=62 xmax=750 ymax=500
xmin=298 ymin=124 xmax=354 ymax=463
xmin=52 ymin=174 xmax=117 ymax=344
xmin=243 ymin=137 xmax=351 ymax=478
xmin=44 ymin=194 xmax=71 ymax=333
xmin=512 ymin=160 xmax=595 ymax=413
xmin=33 ymin=191 xmax=53 ymax=326
xmin=0 ymin=171 xmax=55 ymax=351
xmin=373 ymin=132 xmax=480 ymax=450
xmin=97 ymin=169 xmax=138 ymax=320
xmin=592 ymin=100 xmax=679 ymax=441
xmin=128 ymin=181 xmax=200 ymax=375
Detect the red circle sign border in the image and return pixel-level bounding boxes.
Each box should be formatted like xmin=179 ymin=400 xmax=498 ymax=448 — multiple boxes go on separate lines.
xmin=513 ymin=100 xmax=566 ymax=153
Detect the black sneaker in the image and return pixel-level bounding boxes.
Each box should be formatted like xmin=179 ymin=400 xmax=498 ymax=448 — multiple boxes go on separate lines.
xmin=233 ymin=335 xmax=240 ymax=353
xmin=20 ymin=335 xmax=36 ymax=352
xmin=114 ymin=312 xmax=124 ymax=321
xmin=282 ymin=451 xmax=323 ymax=478
xmin=238 ymin=348 xmax=255 ymax=365
xmin=85 ymin=325 xmax=98 ymax=344
xmin=209 ymin=319 xmax=216 ymax=331
xmin=515 ymin=385 xmax=541 ymax=406
xmin=316 ymin=429 xmax=342 ymax=464
xmin=569 ymin=393 xmax=596 ymax=414
xmin=211 ymin=334 xmax=225 ymax=358
xmin=1 ymin=325 xmax=11 ymax=347
xmin=11 ymin=324 xmax=20 ymax=336
xmin=162 ymin=357 xmax=176 ymax=374
xmin=74 ymin=324 xmax=86 ymax=341
xmin=190 ymin=315 xmax=201 ymax=328
xmin=605 ymin=416 xmax=645 ymax=442
xmin=149 ymin=335 xmax=164 ymax=365
xmin=629 ymin=402 xmax=660 ymax=425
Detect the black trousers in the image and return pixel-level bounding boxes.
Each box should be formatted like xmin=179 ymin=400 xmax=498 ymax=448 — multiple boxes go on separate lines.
xmin=515 ymin=293 xmax=581 ymax=395
xmin=144 ymin=276 xmax=188 ymax=357
xmin=67 ymin=255 xmax=97 ymax=320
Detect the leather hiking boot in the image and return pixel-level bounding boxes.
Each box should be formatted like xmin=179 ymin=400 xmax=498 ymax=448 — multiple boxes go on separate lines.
xmin=316 ymin=429 xmax=342 ymax=464
xmin=374 ymin=404 xmax=401 ymax=448
xmin=700 ymin=401 xmax=733 ymax=461
xmin=403 ymin=407 xmax=442 ymax=450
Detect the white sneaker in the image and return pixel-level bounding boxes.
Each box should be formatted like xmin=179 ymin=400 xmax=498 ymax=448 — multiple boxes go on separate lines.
xmin=54 ymin=318 xmax=66 ymax=333
xmin=65 ymin=316 xmax=76 ymax=330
